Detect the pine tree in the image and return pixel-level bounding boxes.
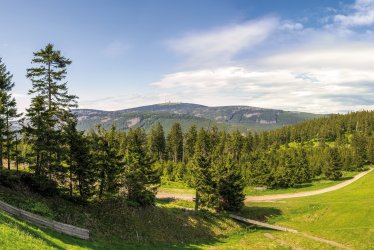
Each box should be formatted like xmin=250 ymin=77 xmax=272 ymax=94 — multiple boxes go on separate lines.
xmin=63 ymin=115 xmax=95 ymax=199
xmin=195 ymin=128 xmax=210 ymax=157
xmin=89 ymin=125 xmax=123 ymax=198
xmin=367 ymin=136 xmax=374 ymax=164
xmin=166 ymin=123 xmax=183 ymax=162
xmin=214 ymin=160 xmax=245 ymax=212
xmin=184 ymin=125 xmax=197 ymax=162
xmin=228 ymin=130 xmax=244 ymax=164
xmin=148 ymin=122 xmax=166 ymax=161
xmin=25 ymin=96 xmax=49 ymax=175
xmin=324 ymin=147 xmax=343 ymax=180
xmin=26 ymin=44 xmax=77 ymax=178
xmin=123 ymin=128 xmax=160 ymax=205
xmin=190 ymin=153 xmax=216 ymax=211
xmin=0 ymin=58 xmax=21 ymax=169
xmin=351 ymin=132 xmax=368 ymax=168
xmin=26 ymin=44 xmax=77 ymax=112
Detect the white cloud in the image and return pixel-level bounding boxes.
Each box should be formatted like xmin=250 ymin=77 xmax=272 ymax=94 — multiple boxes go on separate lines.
xmin=79 ymin=93 xmax=178 ymax=111
xmin=146 ymin=0 xmax=374 ymax=114
xmin=334 ymin=0 xmax=374 ymax=27
xmin=278 ymin=21 xmax=304 ymax=31
xmin=260 ymin=43 xmax=374 ymax=70
xmin=167 ymin=17 xmax=279 ymax=66
xmin=151 ymin=42 xmax=374 ymax=113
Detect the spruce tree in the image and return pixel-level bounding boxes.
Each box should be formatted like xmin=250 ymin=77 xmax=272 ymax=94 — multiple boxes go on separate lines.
xmin=25 ymin=96 xmax=49 ymax=175
xmin=190 ymin=153 xmax=216 ymax=211
xmin=324 ymin=147 xmax=343 ymax=180
xmin=184 ymin=125 xmax=197 ymax=162
xmin=89 ymin=125 xmax=123 ymax=198
xmin=166 ymin=123 xmax=183 ymax=162
xmin=148 ymin=122 xmax=166 ymax=161
xmin=195 ymin=128 xmax=210 ymax=157
xmin=367 ymin=136 xmax=374 ymax=164
xmin=229 ymin=130 xmax=244 ymax=164
xmin=124 ymin=128 xmax=160 ymax=205
xmin=351 ymin=132 xmax=367 ymax=168
xmin=0 ymin=58 xmax=21 ymax=169
xmin=26 ymin=44 xmax=77 ymax=178
xmin=63 ymin=115 xmax=95 ymax=199
xmin=214 ymin=160 xmax=245 ymax=212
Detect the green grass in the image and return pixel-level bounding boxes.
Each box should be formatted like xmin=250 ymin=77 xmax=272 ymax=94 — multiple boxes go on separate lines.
xmin=159 ymin=171 xmax=359 ymax=197
xmin=0 ymin=181 xmax=246 ymax=249
xmin=1 ymin=168 xmax=373 ymax=249
xmin=159 ymin=180 xmax=195 ymax=195
xmin=243 ymin=171 xmax=359 ymax=196
xmin=227 ymin=166 xmax=374 ymax=249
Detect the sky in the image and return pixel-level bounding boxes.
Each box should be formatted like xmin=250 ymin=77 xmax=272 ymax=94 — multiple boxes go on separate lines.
xmin=1 ymin=0 xmax=374 ymax=114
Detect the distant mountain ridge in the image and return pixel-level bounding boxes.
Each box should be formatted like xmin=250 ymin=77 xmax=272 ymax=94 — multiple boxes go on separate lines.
xmin=73 ymin=103 xmax=324 ymax=132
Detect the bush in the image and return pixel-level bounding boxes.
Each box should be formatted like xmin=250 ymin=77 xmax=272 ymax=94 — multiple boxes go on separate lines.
xmin=0 ymin=170 xmax=20 ymax=188
xmin=20 ymin=173 xmax=59 ymax=196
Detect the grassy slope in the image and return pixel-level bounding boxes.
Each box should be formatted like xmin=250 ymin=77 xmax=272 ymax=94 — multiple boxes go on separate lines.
xmin=243 ymin=171 xmax=358 ymax=196
xmin=159 ymin=171 xmax=359 ymax=196
xmin=221 ymin=167 xmax=374 ymax=249
xmin=0 ymin=183 xmax=244 ymax=250
xmin=1 ymin=168 xmax=372 ymax=249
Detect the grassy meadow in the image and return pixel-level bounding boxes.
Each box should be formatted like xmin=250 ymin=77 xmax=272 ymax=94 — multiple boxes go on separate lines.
xmin=159 ymin=171 xmax=360 ymax=197
xmin=0 ymin=167 xmax=373 ymax=249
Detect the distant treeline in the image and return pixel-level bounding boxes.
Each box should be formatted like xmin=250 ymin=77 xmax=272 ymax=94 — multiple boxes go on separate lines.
xmin=147 ymin=110 xmax=374 ymax=190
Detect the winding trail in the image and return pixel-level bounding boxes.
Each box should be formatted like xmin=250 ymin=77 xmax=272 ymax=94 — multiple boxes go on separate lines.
xmin=157 ymin=168 xmax=373 ymax=202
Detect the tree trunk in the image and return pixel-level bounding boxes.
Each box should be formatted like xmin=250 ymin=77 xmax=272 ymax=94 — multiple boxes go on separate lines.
xmin=69 ymin=165 xmax=73 ymax=197
xmin=194 ymin=190 xmax=200 ymax=212
xmin=36 ymin=152 xmax=40 ymax=175
xmin=6 ymin=115 xmax=10 ymax=170
xmin=0 ymin=136 xmax=3 ymax=169
xmin=78 ymin=175 xmax=83 ymax=198
xmin=69 ymin=149 xmax=73 ymax=197
xmin=48 ymin=61 xmax=52 ymax=111
xmin=15 ymin=136 xmax=19 ymax=172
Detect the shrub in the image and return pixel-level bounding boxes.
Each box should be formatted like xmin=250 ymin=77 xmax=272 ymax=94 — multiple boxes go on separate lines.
xmin=0 ymin=170 xmax=20 ymax=188
xmin=20 ymin=173 xmax=59 ymax=196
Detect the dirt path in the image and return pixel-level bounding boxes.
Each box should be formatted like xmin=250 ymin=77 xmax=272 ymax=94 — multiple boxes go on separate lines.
xmin=157 ymin=168 xmax=373 ymax=202
xmin=246 ymin=168 xmax=373 ymax=202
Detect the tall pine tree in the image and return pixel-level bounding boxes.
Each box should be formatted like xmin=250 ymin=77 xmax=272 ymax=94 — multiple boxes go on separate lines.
xmin=0 ymin=58 xmax=21 ymax=169
xmin=26 ymin=44 xmax=77 ymax=178
xmin=124 ymin=128 xmax=160 ymax=205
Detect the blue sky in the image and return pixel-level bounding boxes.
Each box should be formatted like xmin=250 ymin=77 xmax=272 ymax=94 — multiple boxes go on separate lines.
xmin=1 ymin=0 xmax=374 ymax=113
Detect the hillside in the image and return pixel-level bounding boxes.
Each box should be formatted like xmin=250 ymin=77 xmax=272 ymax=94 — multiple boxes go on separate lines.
xmin=0 ymin=175 xmax=243 ymax=249
xmin=1 ymin=166 xmax=373 ymax=249
xmin=73 ymin=103 xmax=322 ymax=132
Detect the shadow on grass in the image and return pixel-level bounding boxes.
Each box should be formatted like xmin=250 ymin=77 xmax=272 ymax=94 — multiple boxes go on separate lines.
xmin=239 ymin=206 xmax=282 ymax=221
xmin=0 ymin=212 xmax=66 ymax=250
xmin=337 ymin=176 xmax=354 ymax=181
xmin=156 ymin=197 xmax=176 ymax=205
xmin=0 ymin=200 xmax=284 ymax=250
xmin=0 ymin=180 xmax=283 ymax=250
xmin=269 ymin=175 xmax=354 ymax=191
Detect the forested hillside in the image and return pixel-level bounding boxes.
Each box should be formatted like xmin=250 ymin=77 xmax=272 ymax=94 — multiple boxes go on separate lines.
xmin=73 ymin=103 xmax=322 ymax=133
xmin=149 ymin=111 xmax=374 ymax=200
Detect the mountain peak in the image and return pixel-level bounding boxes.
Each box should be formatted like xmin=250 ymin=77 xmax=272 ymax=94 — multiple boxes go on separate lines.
xmin=73 ymin=103 xmax=323 ymax=133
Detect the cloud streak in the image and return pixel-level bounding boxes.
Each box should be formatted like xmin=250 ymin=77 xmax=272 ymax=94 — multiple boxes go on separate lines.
xmin=167 ymin=17 xmax=279 ymax=67
xmin=147 ymin=0 xmax=374 ymax=114
xmin=334 ymin=0 xmax=374 ymax=27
